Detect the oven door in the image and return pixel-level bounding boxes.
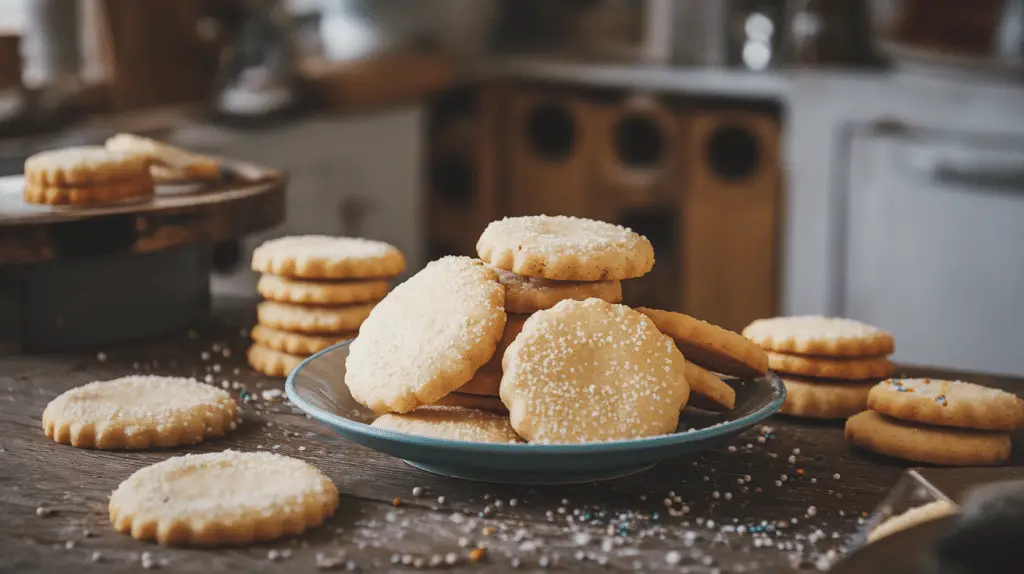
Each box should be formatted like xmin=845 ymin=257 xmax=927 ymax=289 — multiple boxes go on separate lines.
xmin=843 ymin=124 xmax=1024 ymax=375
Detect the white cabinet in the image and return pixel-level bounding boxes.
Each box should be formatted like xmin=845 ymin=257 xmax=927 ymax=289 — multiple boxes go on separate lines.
xmin=843 ymin=125 xmax=1024 ymax=375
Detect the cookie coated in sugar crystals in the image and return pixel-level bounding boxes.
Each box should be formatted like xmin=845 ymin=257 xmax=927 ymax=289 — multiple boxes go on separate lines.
xmin=372 ymin=406 xmax=522 ymax=444
xmin=867 ymin=378 xmax=1024 ymax=431
xmin=252 ymin=235 xmax=406 ymax=279
xmin=743 ymin=315 xmax=895 ymax=357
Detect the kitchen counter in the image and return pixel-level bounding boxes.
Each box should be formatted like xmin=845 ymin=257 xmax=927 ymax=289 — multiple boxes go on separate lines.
xmin=2 ymin=298 xmax=1021 ymax=573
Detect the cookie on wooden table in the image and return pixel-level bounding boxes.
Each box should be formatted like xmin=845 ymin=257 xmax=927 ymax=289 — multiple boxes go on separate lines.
xmin=24 ymin=146 xmax=150 ymax=186
xmin=42 ymin=376 xmax=238 ymax=449
xmin=252 ymin=235 xmax=405 ymax=279
xmin=743 ymin=315 xmax=895 ymax=357
xmin=492 ymin=267 xmax=623 ymax=313
xmin=684 ymin=362 xmax=736 ymax=411
xmin=106 ymin=133 xmax=222 ymax=183
xmin=257 ymin=273 xmax=390 ymax=305
xmin=501 ymin=299 xmax=689 ymax=444
xmin=345 ymin=256 xmax=506 ymax=414
xmin=767 ymin=350 xmax=894 ymax=381
xmin=24 ymin=176 xmax=155 ymax=206
xmin=779 ymin=377 xmax=874 ymax=420
xmin=250 ymin=324 xmax=353 ymax=356
xmin=845 ymin=410 xmax=1012 ymax=466
xmin=477 ymin=215 xmax=654 ymax=281
xmin=372 ymin=406 xmax=522 ymax=443
xmin=248 ymin=343 xmax=306 ymax=377
xmin=635 ymin=307 xmax=769 ymax=379
xmin=109 ymin=451 xmax=338 ymax=546
xmin=867 ymin=378 xmax=1024 ymax=431
xmin=256 ymin=300 xmax=376 ymax=334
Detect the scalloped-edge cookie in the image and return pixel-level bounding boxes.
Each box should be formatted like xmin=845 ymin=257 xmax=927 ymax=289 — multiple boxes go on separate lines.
xmin=24 ymin=176 xmax=155 ymax=206
xmin=345 ymin=256 xmax=506 ymax=414
xmin=248 ymin=344 xmax=305 ymax=377
xmin=779 ymin=377 xmax=874 ymax=420
xmin=845 ymin=411 xmax=1012 ymax=466
xmin=636 ymin=307 xmax=769 ymax=379
xmin=743 ymin=315 xmax=895 ymax=357
xmin=477 ymin=216 xmax=654 ymax=281
xmin=24 ymin=146 xmax=150 ymax=186
xmin=684 ymin=362 xmax=736 ymax=411
xmin=867 ymin=500 xmax=959 ymax=544
xmin=257 ymin=274 xmax=390 ymax=305
xmin=492 ymin=267 xmax=622 ymax=313
xmin=372 ymin=406 xmax=522 ymax=444
xmin=256 ymin=300 xmax=375 ymax=334
xmin=501 ymin=299 xmax=688 ymax=444
xmin=109 ymin=450 xmax=338 ymax=546
xmin=42 ymin=376 xmax=238 ymax=449
xmin=767 ymin=350 xmax=894 ymax=380
xmin=867 ymin=378 xmax=1024 ymax=431
xmin=252 ymin=235 xmax=405 ymax=279
xmin=250 ymin=324 xmax=354 ymax=356
xmin=106 ymin=133 xmax=222 ymax=183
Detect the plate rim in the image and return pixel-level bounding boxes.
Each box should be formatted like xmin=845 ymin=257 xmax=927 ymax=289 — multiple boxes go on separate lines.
xmin=286 ymin=340 xmax=787 ymax=454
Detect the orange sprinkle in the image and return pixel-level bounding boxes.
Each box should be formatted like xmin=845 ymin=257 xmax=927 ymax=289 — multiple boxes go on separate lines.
xmin=796 ymin=469 xmax=805 ymax=475
xmin=469 ymin=548 xmax=487 ymax=562
xmin=392 ymin=497 xmax=402 ymax=506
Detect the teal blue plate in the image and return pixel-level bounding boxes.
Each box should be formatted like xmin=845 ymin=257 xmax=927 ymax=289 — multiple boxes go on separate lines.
xmin=286 ymin=341 xmax=786 ymax=484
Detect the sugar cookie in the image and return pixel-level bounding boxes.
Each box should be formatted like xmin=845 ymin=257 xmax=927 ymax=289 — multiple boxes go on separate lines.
xmin=345 ymin=256 xmax=506 ymax=414
xmin=256 ymin=300 xmax=375 ymax=334
xmin=250 ymin=324 xmax=353 ymax=356
xmin=434 ymin=393 xmax=508 ymax=413
xmin=372 ymin=406 xmax=522 ymax=443
xmin=477 ymin=216 xmax=654 ymax=281
xmin=42 ymin=376 xmax=237 ymax=449
xmin=779 ymin=377 xmax=873 ymax=420
xmin=635 ymin=307 xmax=769 ymax=379
xmin=743 ymin=315 xmax=895 ymax=357
xmin=23 ymin=176 xmax=155 ymax=206
xmin=109 ymin=451 xmax=338 ymax=546
xmin=106 ymin=133 xmax=221 ymax=182
xmin=24 ymin=146 xmax=149 ymax=186
xmin=767 ymin=350 xmax=894 ymax=380
xmin=845 ymin=411 xmax=1012 ymax=466
xmin=252 ymin=235 xmax=405 ymax=279
xmin=257 ymin=274 xmax=390 ymax=305
xmin=492 ymin=267 xmax=622 ymax=313
xmin=501 ymin=299 xmax=688 ymax=444
xmin=248 ymin=344 xmax=305 ymax=377
xmin=684 ymin=362 xmax=736 ymax=411
xmin=868 ymin=500 xmax=959 ymax=544
xmin=867 ymin=378 xmax=1024 ymax=431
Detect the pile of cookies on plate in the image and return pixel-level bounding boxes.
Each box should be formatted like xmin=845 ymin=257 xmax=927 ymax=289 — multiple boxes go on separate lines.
xmin=247 ymin=235 xmax=405 ymax=377
xmin=343 ymin=215 xmax=771 ymax=444
xmin=21 ymin=133 xmax=221 ymax=206
xmin=742 ymin=316 xmax=896 ymax=420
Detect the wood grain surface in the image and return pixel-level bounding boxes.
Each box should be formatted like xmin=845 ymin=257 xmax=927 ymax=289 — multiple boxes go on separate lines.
xmin=1 ymin=298 xmax=1020 ymax=573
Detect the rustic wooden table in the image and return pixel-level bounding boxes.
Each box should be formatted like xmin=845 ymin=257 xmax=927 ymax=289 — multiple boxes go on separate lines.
xmin=1 ymin=298 xmax=1020 ymax=573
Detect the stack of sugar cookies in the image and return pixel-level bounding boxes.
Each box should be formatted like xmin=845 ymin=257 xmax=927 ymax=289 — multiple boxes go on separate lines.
xmin=247 ymin=235 xmax=405 ymax=377
xmin=344 ymin=215 xmax=768 ymax=445
xmin=23 ymin=146 xmax=155 ymax=205
xmin=742 ymin=316 xmax=896 ymax=420
xmin=845 ymin=378 xmax=1024 ymax=466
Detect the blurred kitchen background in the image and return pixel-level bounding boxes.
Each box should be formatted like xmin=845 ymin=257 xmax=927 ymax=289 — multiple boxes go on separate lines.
xmin=0 ymin=0 xmax=1022 ymax=375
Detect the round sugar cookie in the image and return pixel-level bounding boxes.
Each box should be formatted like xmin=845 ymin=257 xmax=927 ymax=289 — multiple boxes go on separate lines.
xmin=257 ymin=273 xmax=390 ymax=305
xmin=345 ymin=256 xmax=506 ymax=414
xmin=635 ymin=308 xmax=769 ymax=379
xmin=743 ymin=315 xmax=895 ymax=357
xmin=434 ymin=393 xmax=508 ymax=413
xmin=247 ymin=344 xmax=305 ymax=377
xmin=501 ymin=298 xmax=689 ymax=444
xmin=868 ymin=500 xmax=959 ymax=544
xmin=867 ymin=378 xmax=1024 ymax=431
xmin=23 ymin=176 xmax=155 ymax=206
xmin=42 ymin=376 xmax=238 ymax=449
xmin=779 ymin=377 xmax=874 ymax=420
xmin=256 ymin=300 xmax=375 ymax=334
xmin=477 ymin=216 xmax=654 ymax=281
xmin=24 ymin=146 xmax=149 ymax=186
xmin=252 ymin=235 xmax=405 ymax=279
xmin=767 ymin=350 xmax=894 ymax=380
xmin=845 ymin=411 xmax=1012 ymax=466
xmin=372 ymin=406 xmax=522 ymax=443
xmin=492 ymin=267 xmax=623 ymax=313
xmin=684 ymin=362 xmax=736 ymax=411
xmin=250 ymin=324 xmax=354 ymax=356
xmin=109 ymin=451 xmax=338 ymax=546
xmin=106 ymin=133 xmax=221 ymax=182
